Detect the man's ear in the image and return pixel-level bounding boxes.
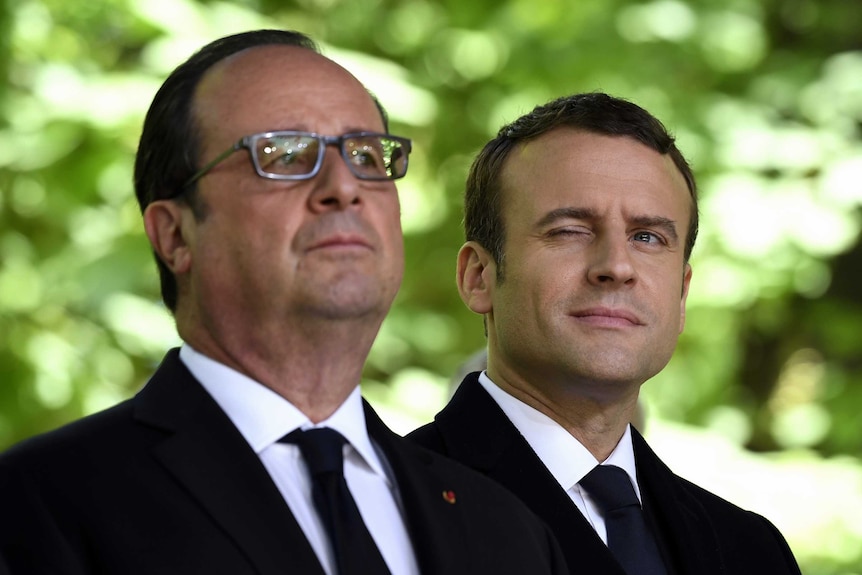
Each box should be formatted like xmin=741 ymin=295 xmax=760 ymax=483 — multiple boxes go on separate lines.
xmin=143 ymin=200 xmax=193 ymax=275
xmin=456 ymin=241 xmax=496 ymax=315
xmin=679 ymin=262 xmax=693 ymax=334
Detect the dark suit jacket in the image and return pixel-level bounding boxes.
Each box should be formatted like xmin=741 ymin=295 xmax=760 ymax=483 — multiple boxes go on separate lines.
xmin=408 ymin=373 xmax=803 ymax=575
xmin=0 ymin=351 xmax=567 ymax=575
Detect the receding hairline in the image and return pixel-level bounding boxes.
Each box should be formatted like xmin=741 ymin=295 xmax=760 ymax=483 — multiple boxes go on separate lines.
xmin=202 ymin=43 xmax=350 ymax=80
xmin=191 ymin=43 xmax=359 ymax=109
xmin=188 ymin=43 xmax=380 ymax=153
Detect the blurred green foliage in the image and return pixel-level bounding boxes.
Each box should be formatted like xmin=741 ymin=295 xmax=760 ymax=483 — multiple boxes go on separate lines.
xmin=1 ymin=0 xmax=861 ymax=572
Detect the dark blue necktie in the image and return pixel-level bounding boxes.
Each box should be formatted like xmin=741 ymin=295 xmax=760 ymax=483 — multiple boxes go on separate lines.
xmin=281 ymin=428 xmax=390 ymax=575
xmin=580 ymin=464 xmax=668 ymax=575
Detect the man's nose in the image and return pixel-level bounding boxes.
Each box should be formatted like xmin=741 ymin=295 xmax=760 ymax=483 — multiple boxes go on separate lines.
xmin=586 ymin=235 xmax=637 ymax=286
xmin=307 ymin=147 xmax=361 ymax=212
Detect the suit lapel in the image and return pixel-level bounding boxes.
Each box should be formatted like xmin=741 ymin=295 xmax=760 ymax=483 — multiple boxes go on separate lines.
xmin=134 ymin=350 xmax=324 ymax=575
xmin=632 ymin=429 xmax=726 ymax=575
xmin=431 ymin=374 xmax=626 ymax=575
xmin=363 ymin=402 xmax=469 ymax=575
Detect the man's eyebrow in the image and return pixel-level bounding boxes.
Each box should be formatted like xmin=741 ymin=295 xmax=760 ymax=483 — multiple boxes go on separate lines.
xmin=535 ymin=207 xmax=598 ymax=228
xmin=631 ymin=215 xmax=679 ymax=243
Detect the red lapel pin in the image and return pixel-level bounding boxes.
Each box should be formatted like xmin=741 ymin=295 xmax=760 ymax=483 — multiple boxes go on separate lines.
xmin=442 ymin=490 xmax=456 ymax=504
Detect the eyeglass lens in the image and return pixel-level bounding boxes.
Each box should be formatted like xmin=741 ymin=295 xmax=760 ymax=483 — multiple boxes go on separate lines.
xmin=254 ymin=134 xmax=407 ymax=180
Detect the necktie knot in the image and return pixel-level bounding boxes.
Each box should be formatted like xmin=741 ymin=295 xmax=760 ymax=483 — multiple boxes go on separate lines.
xmin=580 ymin=464 xmax=668 ymax=575
xmin=580 ymin=464 xmax=640 ymax=512
xmin=281 ymin=427 xmax=347 ymax=476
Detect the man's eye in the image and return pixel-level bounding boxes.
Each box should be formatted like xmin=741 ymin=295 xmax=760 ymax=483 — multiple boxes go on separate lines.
xmin=548 ymin=227 xmax=589 ymax=237
xmin=259 ymin=142 xmax=317 ymax=173
xmin=349 ymin=147 xmax=382 ymax=167
xmin=274 ymin=150 xmax=301 ymax=165
xmin=633 ymin=232 xmax=660 ymax=244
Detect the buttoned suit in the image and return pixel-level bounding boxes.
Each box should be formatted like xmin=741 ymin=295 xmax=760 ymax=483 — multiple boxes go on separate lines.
xmin=0 ymin=351 xmax=567 ymax=575
xmin=407 ymin=373 xmax=802 ymax=575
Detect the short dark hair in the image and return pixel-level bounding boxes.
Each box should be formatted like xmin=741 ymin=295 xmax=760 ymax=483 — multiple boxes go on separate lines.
xmin=464 ymin=92 xmax=699 ymax=277
xmin=133 ymin=29 xmax=390 ymax=312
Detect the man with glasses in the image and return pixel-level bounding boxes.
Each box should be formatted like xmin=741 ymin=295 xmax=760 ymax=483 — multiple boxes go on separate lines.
xmin=409 ymin=93 xmax=802 ymax=575
xmin=0 ymin=30 xmax=567 ymax=575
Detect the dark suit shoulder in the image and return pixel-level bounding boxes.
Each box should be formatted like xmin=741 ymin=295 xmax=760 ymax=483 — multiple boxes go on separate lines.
xmin=405 ymin=420 xmax=445 ymax=452
xmin=631 ymin=432 xmax=802 ymax=575
xmin=0 ymin=400 xmax=136 ymax=473
xmin=0 ymin=354 xmax=312 ymax=575
xmin=0 ymin=401 xmax=143 ymax=574
xmin=406 ymin=373 xmax=515 ymax=467
xmin=670 ymin=473 xmax=800 ymax=572
xmin=0 ymin=397 xmax=158 ymax=540
xmin=0 ymin=349 xmax=191 ymax=473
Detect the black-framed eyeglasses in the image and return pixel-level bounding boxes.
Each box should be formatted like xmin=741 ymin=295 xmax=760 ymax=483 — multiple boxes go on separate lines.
xmin=181 ymin=131 xmax=412 ymax=191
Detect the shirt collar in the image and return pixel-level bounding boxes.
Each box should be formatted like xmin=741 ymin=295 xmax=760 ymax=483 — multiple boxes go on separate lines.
xmin=179 ymin=344 xmax=389 ymax=483
xmin=478 ymin=371 xmax=641 ymax=499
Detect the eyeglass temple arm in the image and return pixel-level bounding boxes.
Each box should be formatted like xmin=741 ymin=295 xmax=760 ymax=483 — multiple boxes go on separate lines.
xmin=182 ymin=139 xmax=246 ymax=189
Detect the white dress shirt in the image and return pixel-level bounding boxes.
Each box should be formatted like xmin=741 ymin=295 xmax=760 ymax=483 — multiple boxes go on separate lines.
xmin=478 ymin=371 xmax=641 ymax=545
xmin=180 ymin=344 xmax=419 ymax=575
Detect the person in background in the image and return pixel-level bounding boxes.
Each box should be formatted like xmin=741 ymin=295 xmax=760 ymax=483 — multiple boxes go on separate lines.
xmin=409 ymin=92 xmax=802 ymax=575
xmin=0 ymin=30 xmax=568 ymax=575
